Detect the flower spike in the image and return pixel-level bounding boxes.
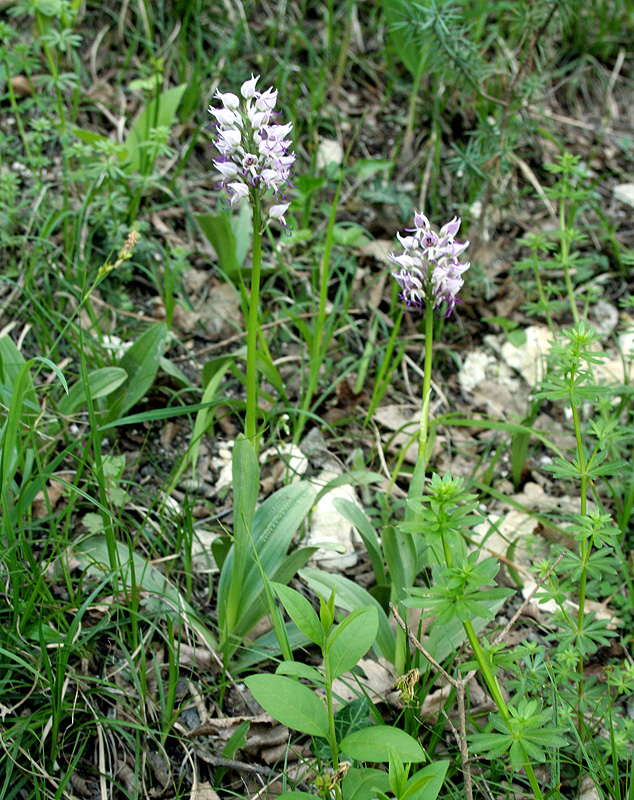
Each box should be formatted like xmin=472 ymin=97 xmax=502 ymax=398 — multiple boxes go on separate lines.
xmin=390 ymin=212 xmax=469 ymax=316
xmin=208 ymin=74 xmax=295 ymax=228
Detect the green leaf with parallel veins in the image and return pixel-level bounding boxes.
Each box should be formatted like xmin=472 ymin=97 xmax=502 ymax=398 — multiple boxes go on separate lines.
xmin=106 ymin=323 xmax=167 ymax=422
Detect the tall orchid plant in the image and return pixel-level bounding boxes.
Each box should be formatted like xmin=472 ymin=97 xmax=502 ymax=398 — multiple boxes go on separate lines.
xmin=389 ymin=212 xmax=470 ymax=514
xmin=208 ymin=75 xmax=295 ymax=450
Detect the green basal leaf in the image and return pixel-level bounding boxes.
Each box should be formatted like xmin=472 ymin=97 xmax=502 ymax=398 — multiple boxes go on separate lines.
xmin=300 ymin=568 xmax=396 ymax=663
xmin=105 ymin=323 xmax=167 ymax=422
xmin=58 ymin=367 xmax=127 ymax=416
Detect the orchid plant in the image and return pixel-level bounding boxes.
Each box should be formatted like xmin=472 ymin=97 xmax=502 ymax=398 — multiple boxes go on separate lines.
xmin=390 ymin=215 xmax=559 ymax=798
xmin=208 ymin=74 xmax=295 ymax=451
xmin=389 ymin=212 xmax=470 ymax=514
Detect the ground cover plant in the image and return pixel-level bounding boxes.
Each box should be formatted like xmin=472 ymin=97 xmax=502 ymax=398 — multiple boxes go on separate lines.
xmin=2 ymin=0 xmax=634 ymax=798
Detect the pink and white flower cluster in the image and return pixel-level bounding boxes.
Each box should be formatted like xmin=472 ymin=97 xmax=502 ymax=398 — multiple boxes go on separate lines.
xmin=389 ymin=212 xmax=470 ymax=316
xmin=208 ymin=75 xmax=295 ymax=230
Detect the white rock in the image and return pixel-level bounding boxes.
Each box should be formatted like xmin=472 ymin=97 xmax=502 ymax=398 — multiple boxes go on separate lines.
xmin=305 ymin=468 xmax=361 ymax=570
xmin=591 ymin=299 xmax=619 ymax=337
xmin=614 ymin=183 xmax=634 ymax=208
xmin=373 ymin=404 xmax=421 ymax=464
xmin=458 ymin=350 xmax=495 ymax=394
xmin=259 ymin=443 xmax=308 ymax=483
xmin=191 ymin=528 xmax=219 ymax=573
xmin=500 ymin=326 xmax=553 ymax=386
xmin=473 ymin=510 xmax=543 ymax=581
xmin=211 ymin=443 xmax=233 ymax=493
xmin=619 ymin=328 xmax=634 ymax=361
xmin=317 ymin=138 xmax=344 ymax=170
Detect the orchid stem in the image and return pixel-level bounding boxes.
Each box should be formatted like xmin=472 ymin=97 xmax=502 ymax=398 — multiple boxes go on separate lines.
xmin=245 ymin=197 xmax=262 ymax=453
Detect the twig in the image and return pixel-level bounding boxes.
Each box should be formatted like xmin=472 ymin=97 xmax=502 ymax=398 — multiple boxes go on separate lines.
xmin=390 ymin=603 xmax=473 ymax=800
xmin=193 ymin=746 xmax=276 ymax=776
xmin=492 ymin=550 xmax=566 ymax=648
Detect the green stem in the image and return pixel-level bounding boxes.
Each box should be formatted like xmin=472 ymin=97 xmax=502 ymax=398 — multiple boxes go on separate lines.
xmin=324 ymin=650 xmax=342 ymax=800
xmin=559 ymin=186 xmax=579 ymax=324
xmin=245 ymin=197 xmax=263 ymax=451
xmin=293 ymin=178 xmax=341 ymax=444
xmin=570 ymin=399 xmax=589 ymax=730
xmin=406 ymin=297 xmax=434 ymax=520
xmin=464 ymin=619 xmax=544 ymax=800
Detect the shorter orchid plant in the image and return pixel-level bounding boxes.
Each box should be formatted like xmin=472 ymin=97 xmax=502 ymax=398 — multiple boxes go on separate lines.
xmin=389 ymin=212 xmax=469 ymax=511
xmin=389 ymin=218 xmax=555 ymax=799
xmin=208 ymin=75 xmax=296 ymax=449
xmin=390 ymin=212 xmax=470 ymax=318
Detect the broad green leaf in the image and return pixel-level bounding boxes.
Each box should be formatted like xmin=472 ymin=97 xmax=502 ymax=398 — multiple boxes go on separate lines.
xmin=1 ymin=355 xmax=65 ymax=485
xmin=382 ymin=525 xmax=416 ymax=602
xmin=272 ymin=583 xmax=322 ymax=645
xmin=218 ymin=435 xmax=259 ymax=638
xmin=105 ymin=323 xmax=167 ymax=422
xmin=124 ymin=84 xmax=186 ymax=173
xmin=0 ymin=335 xmax=38 ymax=423
xmin=240 ymin=482 xmax=316 ymax=612
xmin=73 ymin=536 xmax=217 ymax=652
xmin=276 ymin=661 xmax=324 ymax=685
xmin=327 ymin=606 xmax=378 ymax=679
xmin=223 ymin=720 xmax=249 ymax=759
xmin=196 ymin=212 xmax=242 ymax=282
xmin=300 ymin=568 xmax=395 ymax=663
xmin=333 ymin=497 xmax=386 ymax=584
xmin=342 ymin=768 xmax=390 ymax=800
xmin=159 ymin=356 xmax=191 ymax=387
xmin=58 ymin=367 xmax=127 ymax=416
xmin=244 ymin=674 xmax=329 ymax=737
xmin=389 ymin=746 xmax=406 ymax=798
xmin=403 ymin=761 xmax=449 ymax=800
xmin=235 ymin=546 xmax=319 ymax=642
xmin=340 ymin=726 xmax=425 ymax=763
xmin=71 ymin=125 xmax=112 ymax=148
xmin=219 ymin=479 xmax=316 ymax=651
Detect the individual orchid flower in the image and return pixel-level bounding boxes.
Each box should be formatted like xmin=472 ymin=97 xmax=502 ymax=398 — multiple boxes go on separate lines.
xmin=390 ymin=212 xmax=469 ymax=316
